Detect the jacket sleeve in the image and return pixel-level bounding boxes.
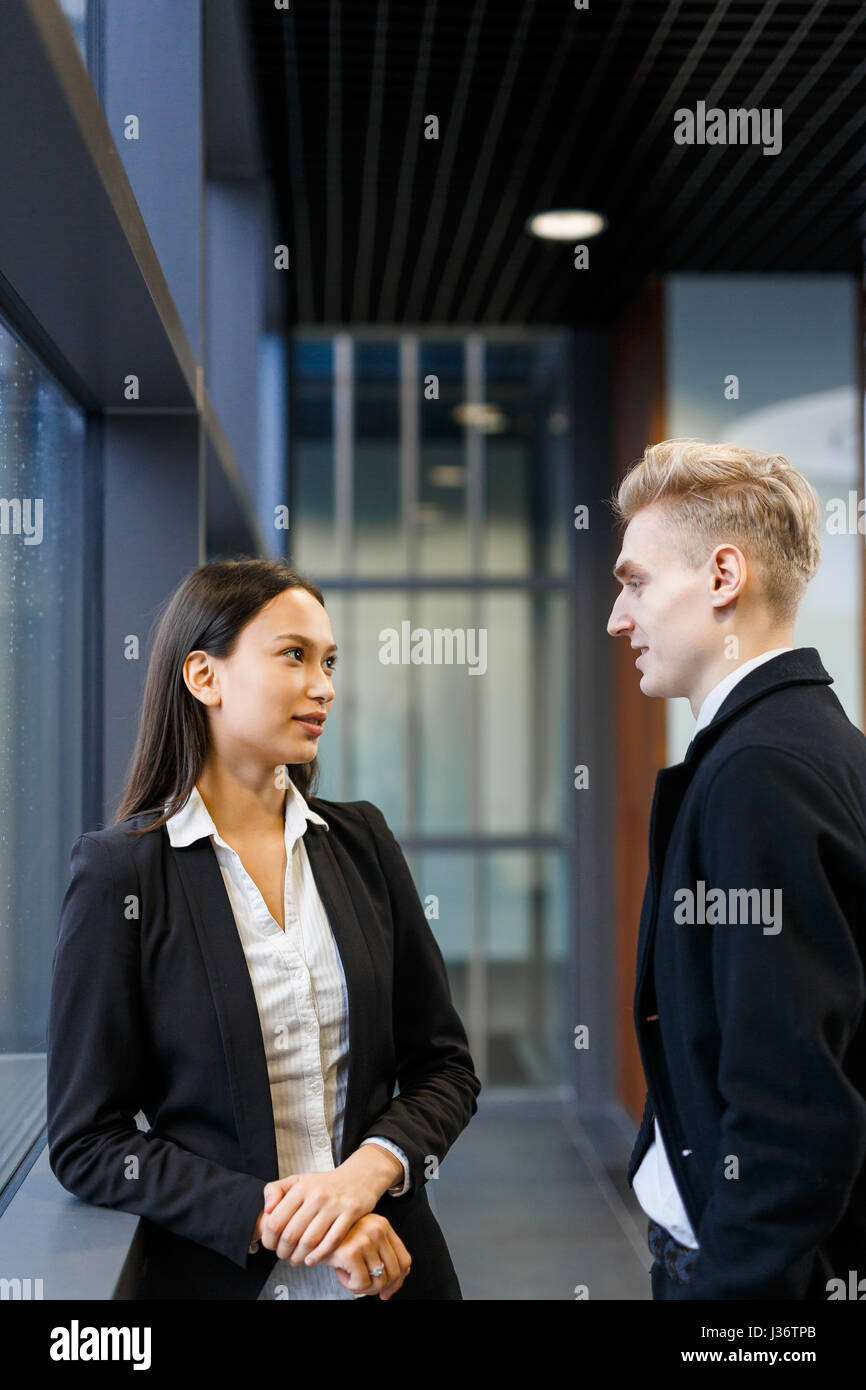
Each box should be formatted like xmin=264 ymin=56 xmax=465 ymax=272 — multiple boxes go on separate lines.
xmin=681 ymin=747 xmax=866 ymax=1299
xmin=354 ymin=802 xmax=481 ymax=1196
xmin=46 ymin=833 xmax=266 ymax=1269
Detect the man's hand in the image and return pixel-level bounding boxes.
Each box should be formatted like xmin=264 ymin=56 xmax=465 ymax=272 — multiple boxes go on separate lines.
xmin=259 ymin=1145 xmax=405 ymax=1265
xmin=323 ymin=1212 xmax=412 ymax=1299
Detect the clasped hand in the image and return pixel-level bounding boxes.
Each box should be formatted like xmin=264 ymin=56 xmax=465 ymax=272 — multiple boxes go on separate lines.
xmin=257 ymin=1156 xmax=411 ymax=1298
xmin=259 ymin=1165 xmax=377 ymax=1264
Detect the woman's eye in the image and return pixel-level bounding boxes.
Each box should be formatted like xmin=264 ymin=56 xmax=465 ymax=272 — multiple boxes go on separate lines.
xmin=282 ymin=649 xmax=337 ymax=671
xmin=629 ymin=580 xmax=641 ymax=591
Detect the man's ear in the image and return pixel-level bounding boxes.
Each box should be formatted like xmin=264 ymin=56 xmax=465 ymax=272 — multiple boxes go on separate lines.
xmin=710 ymin=544 xmax=747 ymax=605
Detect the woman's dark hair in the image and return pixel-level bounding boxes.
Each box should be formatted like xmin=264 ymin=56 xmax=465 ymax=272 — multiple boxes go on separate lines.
xmin=113 ymin=558 xmax=327 ymax=834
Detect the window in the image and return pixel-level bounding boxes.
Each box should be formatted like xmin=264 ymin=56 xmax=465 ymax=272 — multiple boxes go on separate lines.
xmin=0 ymin=317 xmax=87 ymax=1200
xmin=289 ymin=331 xmax=574 ymax=1085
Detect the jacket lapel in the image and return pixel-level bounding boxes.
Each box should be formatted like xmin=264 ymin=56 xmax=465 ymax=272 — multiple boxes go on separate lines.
xmin=634 ymin=758 xmax=696 ymax=1004
xmin=168 ymin=835 xmax=279 ymax=1182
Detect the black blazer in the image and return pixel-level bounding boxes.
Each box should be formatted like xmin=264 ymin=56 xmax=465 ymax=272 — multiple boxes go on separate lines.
xmin=627 ymin=647 xmax=866 ymax=1300
xmin=46 ymin=794 xmax=481 ymax=1300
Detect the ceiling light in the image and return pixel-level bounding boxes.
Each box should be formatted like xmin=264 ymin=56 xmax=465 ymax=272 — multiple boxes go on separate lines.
xmin=527 ymin=209 xmax=608 ymax=241
xmin=428 ymin=465 xmax=467 ymax=487
xmin=452 ymin=402 xmax=508 ymax=433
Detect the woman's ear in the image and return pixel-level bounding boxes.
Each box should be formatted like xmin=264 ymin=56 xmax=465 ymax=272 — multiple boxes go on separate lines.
xmin=182 ymin=650 xmax=221 ymax=707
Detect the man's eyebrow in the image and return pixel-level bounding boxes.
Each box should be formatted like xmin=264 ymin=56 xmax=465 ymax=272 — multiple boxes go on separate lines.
xmin=272 ymin=632 xmax=339 ymax=654
xmin=612 ymin=561 xmax=648 ymax=581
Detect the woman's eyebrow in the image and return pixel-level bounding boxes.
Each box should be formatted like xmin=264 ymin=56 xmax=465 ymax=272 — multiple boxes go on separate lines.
xmin=272 ymin=632 xmax=339 ymax=654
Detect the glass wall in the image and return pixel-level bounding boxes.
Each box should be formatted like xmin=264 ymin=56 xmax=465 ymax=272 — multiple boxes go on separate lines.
xmin=0 ymin=317 xmax=86 ymax=1195
xmin=664 ymin=274 xmax=862 ymax=757
xmin=289 ymin=332 xmax=575 ymax=1086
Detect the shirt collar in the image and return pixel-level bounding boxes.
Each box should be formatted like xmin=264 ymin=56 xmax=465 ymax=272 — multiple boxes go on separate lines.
xmin=693 ymin=647 xmax=794 ymax=735
xmin=164 ymin=777 xmax=329 ymax=850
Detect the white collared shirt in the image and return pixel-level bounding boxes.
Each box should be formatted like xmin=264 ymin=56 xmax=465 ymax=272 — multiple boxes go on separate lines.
xmin=632 ymin=647 xmax=793 ymax=1249
xmin=164 ymin=778 xmax=409 ymax=1300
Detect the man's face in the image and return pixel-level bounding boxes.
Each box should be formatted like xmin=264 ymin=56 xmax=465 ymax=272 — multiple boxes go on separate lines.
xmin=607 ymin=504 xmax=717 ymax=701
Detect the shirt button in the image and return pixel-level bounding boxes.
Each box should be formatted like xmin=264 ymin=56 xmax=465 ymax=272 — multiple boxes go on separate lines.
xmin=316 ymin=1135 xmax=330 ymax=1149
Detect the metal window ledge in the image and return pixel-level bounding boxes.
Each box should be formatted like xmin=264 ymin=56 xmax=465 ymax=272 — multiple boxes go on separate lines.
xmin=0 ymin=1144 xmax=142 ymax=1301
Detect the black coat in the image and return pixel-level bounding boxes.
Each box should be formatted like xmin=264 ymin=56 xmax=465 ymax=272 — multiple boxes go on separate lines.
xmin=46 ymin=795 xmax=481 ymax=1300
xmin=627 ymin=647 xmax=866 ymax=1299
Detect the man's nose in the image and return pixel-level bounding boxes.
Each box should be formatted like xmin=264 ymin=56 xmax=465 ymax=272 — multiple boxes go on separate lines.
xmin=607 ymin=596 xmax=632 ymax=637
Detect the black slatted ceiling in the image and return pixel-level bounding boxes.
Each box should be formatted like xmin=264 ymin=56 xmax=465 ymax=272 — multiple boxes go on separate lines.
xmin=243 ymin=0 xmax=866 ymax=326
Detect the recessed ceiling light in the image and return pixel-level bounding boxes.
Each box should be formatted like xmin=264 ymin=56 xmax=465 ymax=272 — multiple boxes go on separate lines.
xmin=526 ymin=209 xmax=608 ymax=241
xmin=428 ymin=465 xmax=467 ymax=487
xmin=452 ymin=402 xmax=508 ymax=432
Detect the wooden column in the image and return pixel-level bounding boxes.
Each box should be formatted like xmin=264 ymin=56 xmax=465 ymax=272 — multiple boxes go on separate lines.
xmin=611 ymin=277 xmax=668 ymax=1123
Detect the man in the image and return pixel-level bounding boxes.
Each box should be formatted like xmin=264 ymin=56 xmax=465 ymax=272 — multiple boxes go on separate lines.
xmin=607 ymin=439 xmax=866 ymax=1300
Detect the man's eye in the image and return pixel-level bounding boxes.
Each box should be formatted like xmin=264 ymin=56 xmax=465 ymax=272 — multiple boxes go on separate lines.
xmin=629 ymin=580 xmax=641 ymax=591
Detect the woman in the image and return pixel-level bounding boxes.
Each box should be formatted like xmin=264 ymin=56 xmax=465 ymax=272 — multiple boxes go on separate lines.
xmin=46 ymin=558 xmax=481 ymax=1300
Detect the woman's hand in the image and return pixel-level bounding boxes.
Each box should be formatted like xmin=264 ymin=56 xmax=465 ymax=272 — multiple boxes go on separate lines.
xmin=323 ymin=1212 xmax=412 ymax=1299
xmin=258 ymin=1144 xmax=405 ymax=1265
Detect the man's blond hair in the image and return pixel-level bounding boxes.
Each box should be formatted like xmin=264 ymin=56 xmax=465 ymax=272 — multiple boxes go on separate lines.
xmin=611 ymin=439 xmax=822 ymax=622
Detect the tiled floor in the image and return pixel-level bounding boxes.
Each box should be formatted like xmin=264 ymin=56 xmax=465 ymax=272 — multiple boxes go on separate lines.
xmin=429 ymin=1092 xmax=653 ymax=1300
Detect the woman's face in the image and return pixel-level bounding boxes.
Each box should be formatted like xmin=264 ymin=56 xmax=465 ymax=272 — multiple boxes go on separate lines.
xmin=184 ymin=587 xmax=337 ymax=774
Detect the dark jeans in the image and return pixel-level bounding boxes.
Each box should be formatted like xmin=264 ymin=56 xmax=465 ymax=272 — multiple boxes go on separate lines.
xmin=648 ymin=1217 xmax=698 ymax=1300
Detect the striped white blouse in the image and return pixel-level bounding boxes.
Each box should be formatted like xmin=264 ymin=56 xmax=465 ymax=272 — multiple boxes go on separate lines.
xmin=165 ymin=779 xmax=409 ymax=1301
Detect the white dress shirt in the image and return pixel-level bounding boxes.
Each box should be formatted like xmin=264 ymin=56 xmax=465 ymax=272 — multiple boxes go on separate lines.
xmin=632 ymin=647 xmax=793 ymax=1249
xmin=164 ymin=778 xmax=410 ymax=1300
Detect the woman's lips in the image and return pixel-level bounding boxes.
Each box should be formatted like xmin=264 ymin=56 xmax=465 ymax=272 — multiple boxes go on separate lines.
xmin=292 ymin=718 xmax=324 ymax=736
